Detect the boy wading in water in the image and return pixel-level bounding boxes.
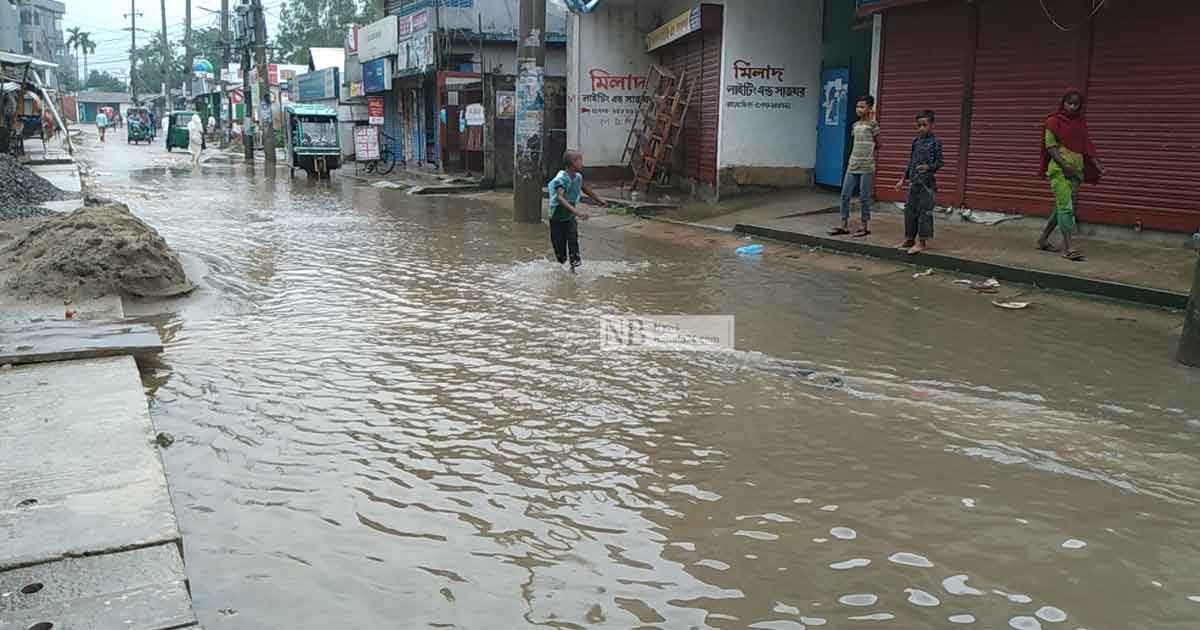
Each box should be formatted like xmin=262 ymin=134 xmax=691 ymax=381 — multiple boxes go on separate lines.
xmin=548 ymin=151 xmax=604 ymax=272
xmin=893 ymin=109 xmax=944 ymax=254
xmin=1038 ymin=88 xmax=1104 ymax=261
xmin=830 ymin=95 xmax=879 ymax=238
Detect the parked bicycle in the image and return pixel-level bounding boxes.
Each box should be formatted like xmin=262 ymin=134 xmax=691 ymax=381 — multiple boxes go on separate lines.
xmin=363 ymin=130 xmax=397 ymax=175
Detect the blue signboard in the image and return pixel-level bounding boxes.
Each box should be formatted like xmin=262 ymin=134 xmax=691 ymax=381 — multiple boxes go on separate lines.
xmin=363 ymin=58 xmax=389 ymax=93
xmin=298 ymin=68 xmax=339 ymax=102
xmin=815 ymin=67 xmax=851 ymax=187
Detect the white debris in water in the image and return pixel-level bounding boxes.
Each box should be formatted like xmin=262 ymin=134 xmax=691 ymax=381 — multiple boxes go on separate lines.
xmin=961 ymin=498 xmax=977 ymax=508
xmin=735 ymin=530 xmax=780 ymax=541
xmin=830 ymin=558 xmax=871 ymax=570
xmin=1036 ymin=606 xmax=1067 ymax=623
xmin=995 ymin=591 xmax=1032 ymax=604
xmin=830 ymin=527 xmax=857 ymax=540
xmin=848 ymin=613 xmax=895 ymax=621
xmin=1061 ymin=538 xmax=1087 ymax=550
xmin=1009 ymin=615 xmax=1043 ymax=630
xmin=838 ymin=593 xmax=878 ymax=607
xmin=793 ymin=497 xmax=813 ymax=504
xmin=737 ymin=513 xmax=794 ymax=523
xmin=800 ymin=617 xmax=827 ymax=626
xmin=773 ymin=602 xmax=800 ymax=615
xmin=906 ymin=588 xmax=941 ymax=607
xmin=949 ymin=614 xmax=976 ymax=624
xmin=819 ymin=504 xmax=839 ymax=512
xmin=695 ymin=559 xmax=730 ymax=571
xmin=1151 ymin=581 xmax=1163 ymax=588
xmin=943 ymin=575 xmax=984 ymax=596
xmin=888 ymin=552 xmax=934 ymax=568
xmin=1188 ymin=595 xmax=1200 ymax=603
xmin=670 ymin=542 xmax=696 ymax=551
xmin=812 ymin=538 xmax=829 ymax=543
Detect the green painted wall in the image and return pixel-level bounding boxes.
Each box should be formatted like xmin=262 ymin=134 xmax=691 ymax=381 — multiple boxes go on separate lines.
xmin=821 ymin=0 xmax=874 ymax=174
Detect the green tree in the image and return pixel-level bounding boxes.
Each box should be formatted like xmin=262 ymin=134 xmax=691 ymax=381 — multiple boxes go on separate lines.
xmin=78 ymin=32 xmax=97 ymax=81
xmin=274 ymin=0 xmax=370 ymax=65
xmin=65 ymin=27 xmax=83 ymax=82
xmin=133 ymin=40 xmax=178 ymax=95
xmin=84 ymin=70 xmax=128 ymax=93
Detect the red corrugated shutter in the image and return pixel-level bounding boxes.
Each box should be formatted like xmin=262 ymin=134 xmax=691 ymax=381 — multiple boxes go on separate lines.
xmin=875 ymin=3 xmax=970 ymax=203
xmin=1078 ymin=3 xmax=1200 ymax=232
xmin=963 ymin=0 xmax=1083 ymax=215
xmin=656 ymin=5 xmax=721 ymax=187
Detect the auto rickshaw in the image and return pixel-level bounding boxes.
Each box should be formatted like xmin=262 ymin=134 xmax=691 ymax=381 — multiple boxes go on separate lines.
xmin=126 ymin=106 xmax=153 ymax=144
xmin=283 ymin=104 xmax=341 ymax=178
xmin=165 ymin=110 xmax=203 ymax=152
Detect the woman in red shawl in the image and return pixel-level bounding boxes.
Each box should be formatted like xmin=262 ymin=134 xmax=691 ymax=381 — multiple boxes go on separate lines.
xmin=1037 ymin=89 xmax=1105 ymax=261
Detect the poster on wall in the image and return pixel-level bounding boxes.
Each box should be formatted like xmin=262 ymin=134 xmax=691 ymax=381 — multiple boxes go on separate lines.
xmin=496 ymin=91 xmax=515 ymax=118
xmin=724 ymin=58 xmax=808 ymax=112
xmin=465 ymin=103 xmax=485 ymax=126
xmin=514 ymin=63 xmax=545 ymax=162
xmin=367 ymin=96 xmax=385 ymax=125
xmin=355 ymin=126 xmax=380 ymax=161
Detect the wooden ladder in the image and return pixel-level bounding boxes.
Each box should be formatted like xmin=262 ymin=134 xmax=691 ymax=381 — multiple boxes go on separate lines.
xmin=621 ymin=65 xmax=694 ymax=193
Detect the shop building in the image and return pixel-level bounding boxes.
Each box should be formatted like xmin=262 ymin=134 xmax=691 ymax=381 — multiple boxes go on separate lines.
xmin=566 ymin=0 xmax=823 ymax=199
xmin=863 ymin=0 xmax=1200 ymax=233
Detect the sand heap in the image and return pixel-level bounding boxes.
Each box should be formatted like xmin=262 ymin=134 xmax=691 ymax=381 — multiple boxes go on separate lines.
xmin=0 ymin=153 xmax=67 ymax=220
xmin=1 ymin=200 xmax=194 ymax=300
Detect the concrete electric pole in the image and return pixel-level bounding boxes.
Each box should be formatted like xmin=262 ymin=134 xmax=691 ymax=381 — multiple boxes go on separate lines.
xmin=125 ymin=2 xmax=143 ymax=103
xmin=220 ymin=0 xmax=229 ymax=138
xmin=1179 ymin=246 xmax=1200 ymax=367
xmin=160 ymin=0 xmax=169 ymax=104
xmin=513 ymin=0 xmax=546 ymax=223
xmin=185 ymin=0 xmax=192 ymax=100
xmin=252 ymin=0 xmax=275 ymax=168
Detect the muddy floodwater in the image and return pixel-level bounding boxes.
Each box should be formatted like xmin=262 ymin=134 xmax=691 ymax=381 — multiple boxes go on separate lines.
xmin=81 ymin=141 xmax=1200 ymax=629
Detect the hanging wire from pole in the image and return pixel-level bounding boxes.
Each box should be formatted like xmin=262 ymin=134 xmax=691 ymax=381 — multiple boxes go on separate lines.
xmin=1039 ymin=0 xmax=1106 ymax=32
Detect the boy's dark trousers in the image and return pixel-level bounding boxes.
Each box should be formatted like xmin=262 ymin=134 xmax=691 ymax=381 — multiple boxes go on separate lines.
xmin=550 ymin=218 xmax=581 ymax=265
xmin=904 ymin=181 xmax=936 ymax=241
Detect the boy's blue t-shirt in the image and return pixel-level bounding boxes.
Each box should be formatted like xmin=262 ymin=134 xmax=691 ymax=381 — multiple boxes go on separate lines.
xmin=548 ymin=170 xmax=582 ymax=222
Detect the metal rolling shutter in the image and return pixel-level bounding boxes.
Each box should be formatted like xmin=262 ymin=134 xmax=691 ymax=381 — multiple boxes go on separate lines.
xmin=875 ymin=2 xmax=969 ymax=204
xmin=1078 ymin=3 xmax=1200 ymax=232
xmin=963 ymin=0 xmax=1083 ymax=215
xmin=656 ymin=5 xmax=721 ymax=187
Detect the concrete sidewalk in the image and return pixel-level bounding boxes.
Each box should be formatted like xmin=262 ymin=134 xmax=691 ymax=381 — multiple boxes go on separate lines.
xmin=649 ymin=189 xmax=1196 ymax=308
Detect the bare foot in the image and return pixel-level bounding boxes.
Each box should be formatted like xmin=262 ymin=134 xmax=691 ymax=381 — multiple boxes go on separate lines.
xmin=897 ymin=240 xmax=915 ymax=250
xmin=906 ymin=243 xmax=927 ymax=255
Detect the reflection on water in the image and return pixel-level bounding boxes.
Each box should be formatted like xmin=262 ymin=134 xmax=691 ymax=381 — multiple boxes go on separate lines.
xmin=84 ymin=147 xmax=1200 ymax=629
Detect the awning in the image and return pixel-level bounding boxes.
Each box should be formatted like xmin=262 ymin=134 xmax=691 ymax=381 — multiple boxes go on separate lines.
xmin=0 ymin=51 xmax=59 ymax=70
xmin=855 ymin=0 xmax=936 ymax=17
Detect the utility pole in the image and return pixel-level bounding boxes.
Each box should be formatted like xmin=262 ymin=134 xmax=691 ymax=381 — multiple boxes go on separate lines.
xmin=125 ymin=1 xmax=143 ymax=104
xmin=160 ymin=0 xmax=169 ymax=106
xmin=1179 ymin=244 xmax=1200 ymax=367
xmin=184 ymin=0 xmax=192 ymax=101
xmin=252 ymin=0 xmax=275 ymax=167
xmin=513 ymin=0 xmax=546 ymax=223
xmin=220 ymin=0 xmax=229 ymax=140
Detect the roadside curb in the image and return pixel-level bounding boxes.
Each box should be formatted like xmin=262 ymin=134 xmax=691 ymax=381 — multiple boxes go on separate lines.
xmin=734 ymin=223 xmax=1189 ymax=309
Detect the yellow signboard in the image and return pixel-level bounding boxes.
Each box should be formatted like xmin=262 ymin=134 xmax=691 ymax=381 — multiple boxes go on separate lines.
xmin=645 ymin=5 xmax=702 ymax=52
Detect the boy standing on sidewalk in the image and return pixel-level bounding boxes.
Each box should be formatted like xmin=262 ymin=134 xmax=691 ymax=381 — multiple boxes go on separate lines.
xmin=548 ymin=150 xmax=605 ymax=272
xmin=831 ymin=95 xmax=879 ymax=238
xmin=893 ymin=109 xmax=944 ymax=254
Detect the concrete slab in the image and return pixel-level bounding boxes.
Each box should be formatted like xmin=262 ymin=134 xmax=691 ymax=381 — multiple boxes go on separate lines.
xmin=0 ymin=320 xmax=162 ymax=367
xmin=0 ymin=543 xmax=197 ymax=630
xmin=0 ymin=297 xmax=124 ymax=326
xmin=0 ymin=356 xmax=180 ymax=570
xmin=26 ymin=163 xmax=81 ymax=195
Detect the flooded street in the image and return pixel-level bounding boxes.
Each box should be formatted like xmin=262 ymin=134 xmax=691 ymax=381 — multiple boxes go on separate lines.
xmin=83 ymin=138 xmax=1200 ymax=629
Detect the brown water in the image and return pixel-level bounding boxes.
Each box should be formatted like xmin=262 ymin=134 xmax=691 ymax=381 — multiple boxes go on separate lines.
xmin=86 ymin=142 xmax=1200 ymax=629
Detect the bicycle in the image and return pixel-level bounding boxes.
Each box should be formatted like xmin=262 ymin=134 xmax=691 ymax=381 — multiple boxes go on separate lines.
xmin=363 ymin=130 xmax=398 ymax=175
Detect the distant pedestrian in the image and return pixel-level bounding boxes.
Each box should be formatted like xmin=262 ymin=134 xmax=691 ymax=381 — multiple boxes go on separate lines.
xmin=207 ymin=114 xmax=216 ymax=139
xmin=831 ymin=95 xmax=879 ymax=238
xmin=1037 ymin=88 xmax=1105 ymax=261
xmin=94 ymin=110 xmax=108 ymax=143
xmin=187 ymin=113 xmax=204 ymax=166
xmin=893 ymin=109 xmax=944 ymax=255
xmin=547 ymin=150 xmax=605 ymax=272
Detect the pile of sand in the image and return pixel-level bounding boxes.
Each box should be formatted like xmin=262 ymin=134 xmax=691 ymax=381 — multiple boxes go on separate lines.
xmin=0 ymin=200 xmax=193 ymax=300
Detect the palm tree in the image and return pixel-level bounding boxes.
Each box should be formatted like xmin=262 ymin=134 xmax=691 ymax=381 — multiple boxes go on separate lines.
xmin=78 ymin=32 xmax=96 ymax=86
xmin=65 ymin=27 xmax=83 ymax=83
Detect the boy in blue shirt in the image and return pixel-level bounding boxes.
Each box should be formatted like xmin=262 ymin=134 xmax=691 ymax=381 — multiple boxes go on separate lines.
xmin=548 ymin=150 xmax=604 ymax=271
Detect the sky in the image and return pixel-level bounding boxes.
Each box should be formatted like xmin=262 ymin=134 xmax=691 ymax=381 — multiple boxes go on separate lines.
xmin=61 ymin=0 xmax=286 ymax=79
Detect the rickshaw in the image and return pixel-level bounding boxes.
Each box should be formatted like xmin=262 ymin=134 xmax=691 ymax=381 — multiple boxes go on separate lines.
xmin=165 ymin=110 xmax=203 ymax=152
xmin=284 ymin=104 xmax=341 ymax=178
xmin=126 ymin=106 xmax=154 ymax=144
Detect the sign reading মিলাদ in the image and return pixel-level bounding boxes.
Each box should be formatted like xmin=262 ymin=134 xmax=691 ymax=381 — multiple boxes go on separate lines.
xmin=579 ymin=69 xmax=648 ymax=129
xmin=725 ymin=59 xmax=808 ymax=111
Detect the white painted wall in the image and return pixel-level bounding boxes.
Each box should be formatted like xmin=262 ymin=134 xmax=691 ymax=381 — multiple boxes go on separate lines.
xmin=717 ymin=0 xmax=822 ymax=172
xmin=565 ymin=1 xmax=658 ymax=167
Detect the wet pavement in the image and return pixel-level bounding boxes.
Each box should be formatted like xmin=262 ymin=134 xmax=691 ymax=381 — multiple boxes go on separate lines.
xmin=72 ymin=134 xmax=1200 ymax=629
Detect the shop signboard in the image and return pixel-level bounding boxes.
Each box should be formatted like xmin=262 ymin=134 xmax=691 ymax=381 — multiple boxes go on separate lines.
xmin=359 ymin=15 xmax=399 ymax=61
xmin=645 ymin=5 xmax=701 ymax=51
xmin=298 ymin=68 xmax=339 ymax=102
xmin=368 ymin=96 xmax=385 ymax=125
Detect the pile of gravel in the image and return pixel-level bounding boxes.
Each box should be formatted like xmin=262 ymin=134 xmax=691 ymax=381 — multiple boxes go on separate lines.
xmin=0 ymin=153 xmax=67 ymax=221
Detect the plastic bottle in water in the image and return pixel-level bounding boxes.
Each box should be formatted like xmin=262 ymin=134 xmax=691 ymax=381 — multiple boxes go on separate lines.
xmin=736 ymin=244 xmax=764 ymax=256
